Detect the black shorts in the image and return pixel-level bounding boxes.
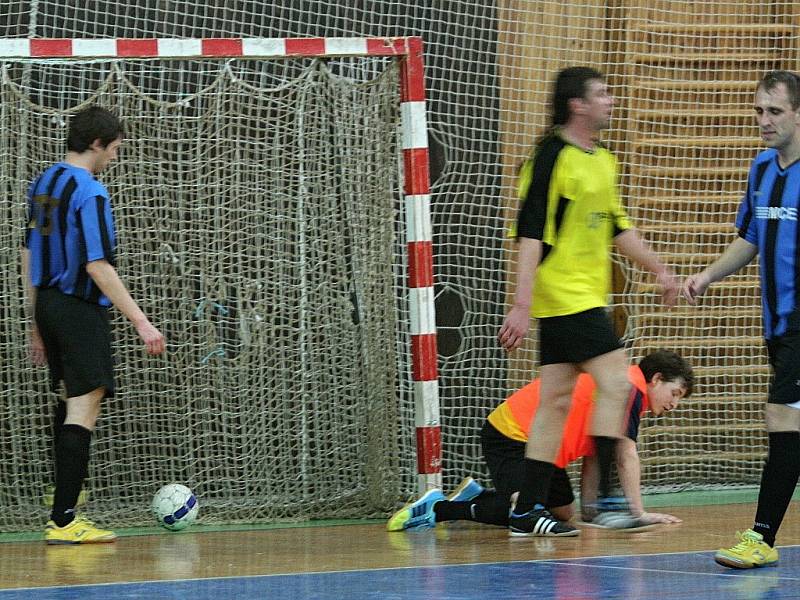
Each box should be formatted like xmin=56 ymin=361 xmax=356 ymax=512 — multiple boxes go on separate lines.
xmin=480 ymin=420 xmax=575 ymax=509
xmin=35 ymin=288 xmax=115 ymax=398
xmin=539 ymin=307 xmax=622 ymax=366
xmin=766 ymin=331 xmax=800 ymax=404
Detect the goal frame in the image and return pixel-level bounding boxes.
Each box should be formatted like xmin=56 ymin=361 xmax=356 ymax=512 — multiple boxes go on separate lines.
xmin=0 ymin=36 xmax=441 ymax=493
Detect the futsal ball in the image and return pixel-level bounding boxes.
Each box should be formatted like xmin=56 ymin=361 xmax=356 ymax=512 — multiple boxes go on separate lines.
xmin=151 ymin=483 xmax=199 ymax=531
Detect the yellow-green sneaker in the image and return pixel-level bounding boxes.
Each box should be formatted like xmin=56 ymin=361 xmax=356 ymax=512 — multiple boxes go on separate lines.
xmin=43 ymin=486 xmax=88 ymax=508
xmin=387 ymin=489 xmax=445 ymax=531
xmin=714 ymin=529 xmax=778 ymax=569
xmin=45 ymin=516 xmax=116 ymax=545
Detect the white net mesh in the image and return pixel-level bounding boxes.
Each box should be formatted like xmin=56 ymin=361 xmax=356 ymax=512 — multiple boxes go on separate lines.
xmin=1 ymin=0 xmax=797 ymax=531
xmin=0 ymin=57 xmax=410 ymax=529
xmin=608 ymin=4 xmax=789 ymax=491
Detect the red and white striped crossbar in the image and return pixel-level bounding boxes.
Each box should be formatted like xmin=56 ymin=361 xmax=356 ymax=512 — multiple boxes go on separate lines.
xmin=0 ymin=37 xmax=441 ymax=493
xmin=0 ymin=37 xmax=415 ymax=59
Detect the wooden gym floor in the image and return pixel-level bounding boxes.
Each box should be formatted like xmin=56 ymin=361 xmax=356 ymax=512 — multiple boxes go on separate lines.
xmin=0 ymin=501 xmax=799 ymax=599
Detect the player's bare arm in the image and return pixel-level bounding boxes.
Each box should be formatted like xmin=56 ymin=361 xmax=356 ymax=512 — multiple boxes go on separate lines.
xmin=20 ymin=247 xmax=46 ymax=366
xmin=613 ymin=228 xmax=679 ymax=307
xmin=616 ymin=437 xmax=681 ymax=524
xmin=498 ymin=237 xmax=542 ymax=352
xmin=85 ymin=259 xmax=165 ymax=355
xmin=682 ymin=237 xmax=758 ymax=305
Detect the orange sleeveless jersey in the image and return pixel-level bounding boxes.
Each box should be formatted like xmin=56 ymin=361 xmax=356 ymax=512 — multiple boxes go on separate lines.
xmin=486 ymin=366 xmax=649 ymax=468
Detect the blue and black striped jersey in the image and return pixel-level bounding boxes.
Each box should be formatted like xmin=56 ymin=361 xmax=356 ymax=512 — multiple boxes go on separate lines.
xmin=25 ymin=163 xmax=116 ymax=307
xmin=737 ymin=148 xmax=800 ymax=339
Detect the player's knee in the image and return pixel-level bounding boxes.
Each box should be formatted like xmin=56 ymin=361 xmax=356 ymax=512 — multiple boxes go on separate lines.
xmin=551 ymin=393 xmax=573 ymax=414
xmin=549 ymin=503 xmax=574 ymax=522
xmin=64 ymin=387 xmax=105 ymax=430
xmin=595 ymin=373 xmax=630 ymax=404
xmin=765 ymin=403 xmax=800 ymax=432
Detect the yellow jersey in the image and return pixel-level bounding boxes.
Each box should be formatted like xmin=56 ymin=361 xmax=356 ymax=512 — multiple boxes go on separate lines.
xmin=515 ymin=134 xmax=632 ymax=318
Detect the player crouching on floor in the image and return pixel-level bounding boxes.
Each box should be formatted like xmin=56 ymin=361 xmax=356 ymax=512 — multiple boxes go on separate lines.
xmin=387 ymin=350 xmax=693 ymax=537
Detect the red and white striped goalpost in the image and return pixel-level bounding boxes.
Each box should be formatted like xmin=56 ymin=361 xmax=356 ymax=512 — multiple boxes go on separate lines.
xmin=0 ymin=36 xmax=441 ymax=493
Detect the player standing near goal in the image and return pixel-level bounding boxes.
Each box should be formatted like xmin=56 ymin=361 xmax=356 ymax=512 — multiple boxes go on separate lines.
xmin=22 ymin=106 xmax=165 ymax=544
xmin=497 ymin=66 xmax=680 ymax=536
xmin=684 ymin=70 xmax=800 ymax=569
xmin=387 ymin=350 xmax=693 ymax=533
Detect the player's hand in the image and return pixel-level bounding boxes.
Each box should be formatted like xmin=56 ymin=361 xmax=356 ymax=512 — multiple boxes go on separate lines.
xmin=656 ymin=270 xmax=680 ymax=308
xmin=682 ymin=273 xmax=710 ymax=305
xmin=136 ymin=320 xmax=166 ymax=355
xmin=498 ymin=305 xmax=530 ymax=352
xmin=29 ymin=326 xmax=47 ymax=366
xmin=639 ymin=511 xmax=682 ymax=524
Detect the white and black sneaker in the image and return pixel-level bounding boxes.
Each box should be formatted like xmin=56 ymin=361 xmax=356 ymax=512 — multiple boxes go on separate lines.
xmin=581 ymin=497 xmax=658 ymax=533
xmin=509 ymin=506 xmax=579 ymax=537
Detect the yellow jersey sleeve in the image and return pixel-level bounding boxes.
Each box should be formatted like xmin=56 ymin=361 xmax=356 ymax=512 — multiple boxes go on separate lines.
xmin=607 ymin=153 xmax=632 ymax=235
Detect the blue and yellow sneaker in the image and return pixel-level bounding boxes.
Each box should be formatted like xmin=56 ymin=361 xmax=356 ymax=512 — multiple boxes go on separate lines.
xmin=715 ymin=530 xmax=779 ymax=569
xmin=45 ymin=515 xmax=116 ymax=545
xmin=387 ymin=489 xmax=446 ymax=531
xmin=447 ymin=477 xmax=485 ymax=503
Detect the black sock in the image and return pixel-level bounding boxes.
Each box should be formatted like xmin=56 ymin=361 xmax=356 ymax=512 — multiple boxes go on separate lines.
xmin=50 ymin=424 xmax=92 ymax=527
xmin=594 ymin=436 xmax=617 ymax=499
xmin=433 ymin=501 xmax=474 ymax=522
xmin=471 ymin=491 xmax=512 ymax=526
xmin=51 ymin=401 xmax=67 ymax=478
xmin=432 ymin=491 xmax=510 ymax=527
xmin=513 ymin=459 xmax=555 ymax=515
xmin=753 ymin=431 xmax=800 ymax=547
xmin=52 ymin=401 xmax=67 ymax=447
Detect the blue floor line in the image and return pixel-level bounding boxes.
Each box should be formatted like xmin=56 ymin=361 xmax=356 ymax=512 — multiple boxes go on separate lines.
xmin=1 ymin=545 xmax=797 ymax=600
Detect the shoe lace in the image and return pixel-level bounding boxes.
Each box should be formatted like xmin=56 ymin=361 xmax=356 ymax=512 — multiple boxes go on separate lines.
xmin=729 ymin=531 xmax=761 ymax=552
xmin=73 ymin=515 xmax=97 ymax=527
xmin=535 ymin=509 xmax=561 ymax=525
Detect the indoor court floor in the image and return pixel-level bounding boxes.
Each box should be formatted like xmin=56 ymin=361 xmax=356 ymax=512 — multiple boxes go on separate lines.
xmin=0 ymin=501 xmax=797 ymax=599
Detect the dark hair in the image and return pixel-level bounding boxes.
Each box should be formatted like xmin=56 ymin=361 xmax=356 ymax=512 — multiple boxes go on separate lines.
xmin=67 ymin=106 xmax=124 ymax=153
xmin=551 ymin=66 xmax=605 ymax=127
xmin=638 ymin=350 xmax=694 ymax=398
xmin=528 ymin=66 xmax=605 ymax=150
xmin=758 ymin=70 xmax=800 ymax=111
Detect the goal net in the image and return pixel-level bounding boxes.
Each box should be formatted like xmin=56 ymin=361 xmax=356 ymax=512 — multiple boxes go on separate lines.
xmin=0 ymin=49 xmax=420 ymax=529
xmin=1 ymin=1 xmax=797 ymax=533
